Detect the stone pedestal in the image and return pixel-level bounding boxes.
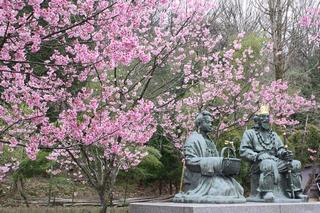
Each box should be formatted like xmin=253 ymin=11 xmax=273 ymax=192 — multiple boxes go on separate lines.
xmin=129 ymin=202 xmax=320 ymax=213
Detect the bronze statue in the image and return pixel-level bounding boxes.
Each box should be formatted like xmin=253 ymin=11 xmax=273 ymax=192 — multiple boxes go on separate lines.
xmin=173 ymin=111 xmax=246 ymax=203
xmin=240 ymin=105 xmax=308 ymax=202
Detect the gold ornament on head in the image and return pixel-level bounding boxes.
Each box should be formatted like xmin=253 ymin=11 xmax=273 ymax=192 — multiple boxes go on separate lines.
xmin=256 ymin=104 xmax=270 ymax=115
xmin=224 ymin=140 xmax=234 ymax=146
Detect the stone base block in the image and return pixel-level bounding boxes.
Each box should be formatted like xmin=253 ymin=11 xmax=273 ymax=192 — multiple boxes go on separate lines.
xmin=246 ymin=195 xmax=307 ymax=203
xmin=129 ymin=202 xmax=320 ymax=213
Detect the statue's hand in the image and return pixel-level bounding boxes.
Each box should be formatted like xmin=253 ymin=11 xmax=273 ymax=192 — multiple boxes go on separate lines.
xmin=280 ymin=150 xmax=293 ymax=161
xmin=257 ymin=153 xmax=277 ymax=161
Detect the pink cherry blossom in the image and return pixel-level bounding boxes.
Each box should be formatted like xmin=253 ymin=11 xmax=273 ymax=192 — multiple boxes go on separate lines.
xmin=0 ymin=2 xmax=316 ymax=211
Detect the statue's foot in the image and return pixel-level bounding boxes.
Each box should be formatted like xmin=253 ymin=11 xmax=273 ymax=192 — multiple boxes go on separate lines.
xmin=263 ymin=192 xmax=274 ymax=202
xmin=294 ymin=192 xmax=308 ymax=200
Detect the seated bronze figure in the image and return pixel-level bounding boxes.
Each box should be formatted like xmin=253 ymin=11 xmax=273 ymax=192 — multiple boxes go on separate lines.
xmin=240 ymin=105 xmax=308 ymax=202
xmin=173 ymin=111 xmax=245 ymax=203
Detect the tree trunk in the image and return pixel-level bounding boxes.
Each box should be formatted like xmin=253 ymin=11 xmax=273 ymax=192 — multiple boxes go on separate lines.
xmin=274 ymin=52 xmax=285 ymax=80
xmin=175 ymin=181 xmax=180 ymax=193
xmin=108 ymin=190 xmax=114 ymax=206
xmin=71 ymin=184 xmax=75 ymax=205
xmin=98 ymin=190 xmax=108 ymax=213
xmin=48 ymin=164 xmax=53 ymax=206
xmin=263 ymin=0 xmax=290 ymax=80
xmin=123 ymin=178 xmax=128 ymax=205
xmin=17 ymin=178 xmax=29 ymax=207
xmin=159 ymin=180 xmax=162 ymax=195
xmin=169 ymin=180 xmax=173 ymax=195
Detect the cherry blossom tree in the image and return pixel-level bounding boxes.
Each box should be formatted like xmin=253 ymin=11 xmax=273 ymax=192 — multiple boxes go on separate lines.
xmin=151 ymin=6 xmax=316 ymax=148
xmin=0 ymin=1 xmax=316 ymax=212
xmin=299 ymin=7 xmax=320 ymax=46
xmin=0 ymin=0 xmax=219 ymax=210
xmin=0 ymin=0 xmax=160 ymax=212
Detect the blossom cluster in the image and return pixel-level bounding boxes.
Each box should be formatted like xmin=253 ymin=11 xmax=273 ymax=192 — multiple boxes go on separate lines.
xmin=0 ymin=0 xmax=316 ymax=182
xmin=299 ymin=7 xmax=320 ymax=46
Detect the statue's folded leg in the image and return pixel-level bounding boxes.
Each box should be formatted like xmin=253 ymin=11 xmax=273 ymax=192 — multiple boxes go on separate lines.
xmin=258 ymin=159 xmax=279 ymax=201
xmin=277 ymin=159 xmax=307 ymax=200
xmin=290 ymin=160 xmax=303 ymax=192
xmin=277 ymin=160 xmax=303 ymax=192
xmin=290 ymin=160 xmax=308 ymax=199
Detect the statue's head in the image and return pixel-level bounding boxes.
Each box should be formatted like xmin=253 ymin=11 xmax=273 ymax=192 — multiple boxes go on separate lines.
xmin=253 ymin=104 xmax=270 ymax=130
xmin=195 ymin=111 xmax=213 ymax=133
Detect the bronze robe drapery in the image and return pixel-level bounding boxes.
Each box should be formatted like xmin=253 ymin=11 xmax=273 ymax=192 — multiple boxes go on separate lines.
xmin=173 ymin=132 xmax=245 ymax=203
xmin=240 ymin=129 xmax=302 ymax=198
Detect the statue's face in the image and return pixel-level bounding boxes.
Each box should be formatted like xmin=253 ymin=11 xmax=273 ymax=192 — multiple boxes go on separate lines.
xmin=199 ymin=115 xmax=213 ymax=133
xmin=258 ymin=114 xmax=270 ymax=130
